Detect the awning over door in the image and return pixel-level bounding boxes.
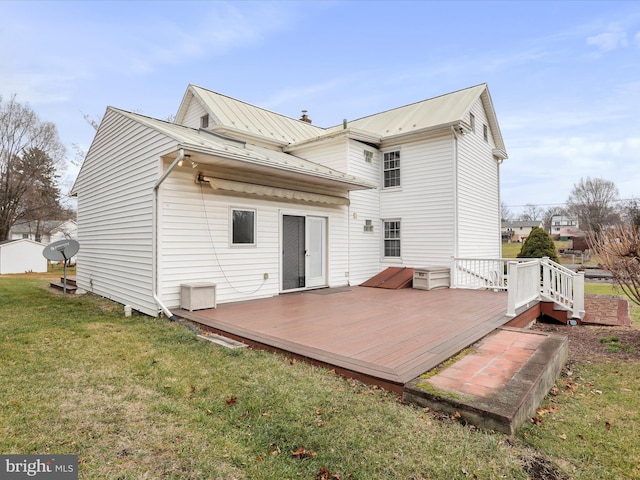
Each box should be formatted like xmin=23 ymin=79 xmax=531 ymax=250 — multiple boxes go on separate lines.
xmin=200 ymin=176 xmax=350 ymax=206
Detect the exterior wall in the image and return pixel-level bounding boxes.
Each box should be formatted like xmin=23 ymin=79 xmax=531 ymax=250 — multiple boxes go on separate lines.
xmin=288 ymin=138 xmax=349 ymax=174
xmin=0 ymin=240 xmax=47 ymax=274
xmin=456 ymin=99 xmax=501 ymax=258
xmin=178 ymin=95 xmax=208 ymax=130
xmin=379 ymin=132 xmax=456 ymax=268
xmin=158 ymin=167 xmax=350 ymax=307
xmin=345 ymin=141 xmax=381 ymax=284
xmin=73 ymin=110 xmax=174 ymax=316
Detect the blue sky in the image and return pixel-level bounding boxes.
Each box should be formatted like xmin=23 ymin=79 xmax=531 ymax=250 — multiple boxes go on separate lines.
xmin=2 ymin=0 xmax=639 ymax=216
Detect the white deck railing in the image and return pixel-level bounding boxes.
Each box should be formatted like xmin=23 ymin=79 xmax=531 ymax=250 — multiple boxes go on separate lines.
xmin=451 ymin=257 xmax=585 ymax=320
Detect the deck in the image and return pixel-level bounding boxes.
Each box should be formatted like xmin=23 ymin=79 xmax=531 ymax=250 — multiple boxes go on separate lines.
xmin=173 ymin=286 xmax=524 ymax=392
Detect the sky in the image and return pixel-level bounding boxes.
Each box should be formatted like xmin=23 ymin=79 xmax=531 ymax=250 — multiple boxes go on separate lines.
xmin=2 ymin=0 xmax=639 ymax=217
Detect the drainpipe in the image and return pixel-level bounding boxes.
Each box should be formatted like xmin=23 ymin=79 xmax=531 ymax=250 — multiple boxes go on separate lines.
xmin=152 ymin=148 xmax=184 ymax=321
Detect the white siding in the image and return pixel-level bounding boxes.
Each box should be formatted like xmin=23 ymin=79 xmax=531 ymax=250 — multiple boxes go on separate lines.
xmin=287 ymin=138 xmax=349 ymax=173
xmin=159 ymin=168 xmax=350 ymax=307
xmin=379 ymin=133 xmax=456 ymax=268
xmin=346 ymin=141 xmax=381 ymax=284
xmin=0 ymin=240 xmax=47 ymax=274
xmin=178 ymin=96 xmax=209 ymax=130
xmin=74 ymin=109 xmax=174 ymax=316
xmin=456 ymin=99 xmax=501 ymax=258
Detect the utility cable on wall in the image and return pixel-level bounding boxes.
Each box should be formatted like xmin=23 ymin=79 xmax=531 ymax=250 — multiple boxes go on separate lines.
xmin=199 ymin=182 xmax=266 ymax=295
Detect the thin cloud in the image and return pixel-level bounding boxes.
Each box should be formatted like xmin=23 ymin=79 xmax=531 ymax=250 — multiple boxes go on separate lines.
xmin=587 ymin=28 xmax=628 ymax=51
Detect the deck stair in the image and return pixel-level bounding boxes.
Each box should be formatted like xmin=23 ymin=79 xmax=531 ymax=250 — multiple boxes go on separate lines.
xmin=540 ymin=301 xmax=575 ymax=325
xmin=50 ymin=275 xmax=78 ymax=293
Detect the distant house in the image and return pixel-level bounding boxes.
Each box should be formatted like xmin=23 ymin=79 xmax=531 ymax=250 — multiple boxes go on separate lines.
xmin=549 ymin=215 xmax=579 ymax=240
xmin=72 ymin=83 xmax=508 ymax=317
xmin=0 ymin=239 xmax=47 ymax=274
xmin=501 ymin=220 xmax=543 ymax=243
xmin=10 ymin=219 xmax=77 ymax=244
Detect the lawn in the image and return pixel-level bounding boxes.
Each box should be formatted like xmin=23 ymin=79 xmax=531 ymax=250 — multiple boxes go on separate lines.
xmin=1 ymin=274 xmax=639 ymax=479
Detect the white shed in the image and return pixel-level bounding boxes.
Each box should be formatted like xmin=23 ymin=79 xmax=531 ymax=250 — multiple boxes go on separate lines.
xmin=0 ymin=239 xmax=47 ymax=274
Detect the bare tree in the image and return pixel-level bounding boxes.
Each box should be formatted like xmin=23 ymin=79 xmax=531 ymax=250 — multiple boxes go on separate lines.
xmin=619 ymin=198 xmax=640 ymax=228
xmin=0 ymin=95 xmax=66 ymax=240
xmin=566 ymin=177 xmax=619 ymax=234
xmin=589 ymin=225 xmax=640 ymax=307
xmin=519 ymin=203 xmax=544 ymax=222
xmin=500 ymin=201 xmax=513 ymax=222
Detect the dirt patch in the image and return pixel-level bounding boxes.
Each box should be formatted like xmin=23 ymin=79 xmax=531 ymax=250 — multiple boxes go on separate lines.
xmin=521 ymin=452 xmax=571 ymax=480
xmin=532 ymin=321 xmax=640 ymax=361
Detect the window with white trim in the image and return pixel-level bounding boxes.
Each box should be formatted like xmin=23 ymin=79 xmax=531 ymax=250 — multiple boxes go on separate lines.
xmin=231 ymin=208 xmax=256 ymax=245
xmin=383 ymin=220 xmax=401 ymax=257
xmin=364 ymin=150 xmax=373 ymax=163
xmin=200 ymin=114 xmax=209 ymax=128
xmin=469 ymin=113 xmax=476 ymax=132
xmin=364 ymin=219 xmax=374 ymax=233
xmin=383 ymin=150 xmax=400 ymax=188
xmin=483 ymin=124 xmax=488 ymax=142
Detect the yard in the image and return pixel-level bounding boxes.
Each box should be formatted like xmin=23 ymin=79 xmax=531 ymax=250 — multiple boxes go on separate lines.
xmin=1 ymin=273 xmax=638 ymax=479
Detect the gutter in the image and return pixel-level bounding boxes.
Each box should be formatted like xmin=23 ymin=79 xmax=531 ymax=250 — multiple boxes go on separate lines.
xmin=152 ymin=148 xmax=184 ymax=321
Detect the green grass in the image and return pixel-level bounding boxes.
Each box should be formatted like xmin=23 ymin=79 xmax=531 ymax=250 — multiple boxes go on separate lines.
xmin=1 ymin=274 xmax=639 ymax=479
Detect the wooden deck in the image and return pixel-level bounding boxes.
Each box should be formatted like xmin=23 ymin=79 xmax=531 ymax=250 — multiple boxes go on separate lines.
xmin=174 ymin=286 xmax=523 ymax=392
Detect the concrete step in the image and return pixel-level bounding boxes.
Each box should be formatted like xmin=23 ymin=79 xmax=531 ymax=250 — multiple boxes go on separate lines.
xmin=404 ymin=327 xmax=568 ymax=435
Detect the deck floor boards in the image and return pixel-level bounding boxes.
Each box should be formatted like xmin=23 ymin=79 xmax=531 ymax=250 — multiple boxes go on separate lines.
xmin=174 ymin=286 xmax=512 ymax=385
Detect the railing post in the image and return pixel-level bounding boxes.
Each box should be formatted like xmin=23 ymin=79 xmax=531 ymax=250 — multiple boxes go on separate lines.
xmin=506 ymin=261 xmax=518 ymax=317
xmin=450 ymin=256 xmax=456 ymax=288
xmin=541 ymin=257 xmax=550 ymax=297
xmin=572 ymin=271 xmax=585 ymax=319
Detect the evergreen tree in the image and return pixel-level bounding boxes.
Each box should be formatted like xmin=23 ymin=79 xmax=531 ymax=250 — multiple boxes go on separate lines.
xmin=517 ymin=227 xmax=559 ymax=263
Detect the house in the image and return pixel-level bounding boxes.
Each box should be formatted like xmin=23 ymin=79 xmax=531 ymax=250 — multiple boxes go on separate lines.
xmin=71 ymin=83 xmax=508 ymax=317
xmin=501 ymin=220 xmax=543 ymax=243
xmin=10 ymin=219 xmax=77 ymax=244
xmin=549 ymin=215 xmax=580 ymax=240
xmin=0 ymin=239 xmax=47 ymax=274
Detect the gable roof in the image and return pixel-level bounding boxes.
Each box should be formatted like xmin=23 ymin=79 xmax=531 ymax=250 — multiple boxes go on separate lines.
xmin=176 ymin=84 xmax=326 ymax=147
xmin=89 ymin=108 xmax=373 ymax=192
xmin=179 ymin=83 xmax=507 ymax=155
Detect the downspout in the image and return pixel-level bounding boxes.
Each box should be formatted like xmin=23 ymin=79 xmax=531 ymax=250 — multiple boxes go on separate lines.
xmin=152 ymin=148 xmax=184 ymax=321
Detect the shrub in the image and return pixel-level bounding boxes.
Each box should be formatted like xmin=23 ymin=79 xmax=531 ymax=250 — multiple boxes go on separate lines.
xmin=517 ymin=227 xmax=559 ymax=263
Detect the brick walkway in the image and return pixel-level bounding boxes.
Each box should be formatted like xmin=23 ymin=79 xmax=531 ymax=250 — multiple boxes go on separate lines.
xmin=426 ymin=328 xmax=547 ymax=398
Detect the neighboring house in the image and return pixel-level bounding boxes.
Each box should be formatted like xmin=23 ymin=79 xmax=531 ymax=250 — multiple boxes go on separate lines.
xmin=501 ymin=220 xmax=543 ymax=243
xmin=0 ymin=239 xmax=47 ymax=274
xmin=10 ymin=219 xmax=77 ymax=244
xmin=72 ymin=83 xmax=508 ymax=317
xmin=549 ymin=215 xmax=579 ymax=239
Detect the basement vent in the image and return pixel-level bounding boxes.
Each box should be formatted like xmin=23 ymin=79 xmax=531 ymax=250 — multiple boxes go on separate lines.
xmin=364 ymin=219 xmax=374 ymax=233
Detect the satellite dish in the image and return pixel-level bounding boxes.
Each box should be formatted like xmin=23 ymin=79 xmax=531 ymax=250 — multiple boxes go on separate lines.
xmin=43 ymin=239 xmax=80 ymax=261
xmin=43 ymin=239 xmax=80 ymax=297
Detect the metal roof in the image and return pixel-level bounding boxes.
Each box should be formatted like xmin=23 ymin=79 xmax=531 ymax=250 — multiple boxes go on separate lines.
xmin=178 ymin=85 xmax=326 ymax=146
xmin=182 ymin=83 xmax=506 ymax=154
xmin=111 ymin=108 xmax=374 ymax=191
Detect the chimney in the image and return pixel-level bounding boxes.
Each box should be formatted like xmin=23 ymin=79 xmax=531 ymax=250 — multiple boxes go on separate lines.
xmin=300 ymin=109 xmax=312 ymax=124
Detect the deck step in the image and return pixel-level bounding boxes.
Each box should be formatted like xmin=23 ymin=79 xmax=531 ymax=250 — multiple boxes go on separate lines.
xmin=540 ymin=301 xmax=574 ymax=325
xmin=49 ymin=281 xmax=78 ymax=293
xmin=404 ymin=328 xmax=569 ymax=435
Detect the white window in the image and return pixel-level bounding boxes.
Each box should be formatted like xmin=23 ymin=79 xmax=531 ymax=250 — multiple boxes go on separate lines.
xmin=469 ymin=113 xmax=476 ymax=132
xmin=483 ymin=124 xmax=488 ymax=142
xmin=364 ymin=219 xmax=374 ymax=233
xmin=364 ymin=150 xmax=373 ymax=163
xmin=200 ymin=114 xmax=209 ymax=128
xmin=383 ymin=220 xmax=401 ymax=257
xmin=383 ymin=150 xmax=400 ymax=188
xmin=231 ymin=208 xmax=256 ymax=245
